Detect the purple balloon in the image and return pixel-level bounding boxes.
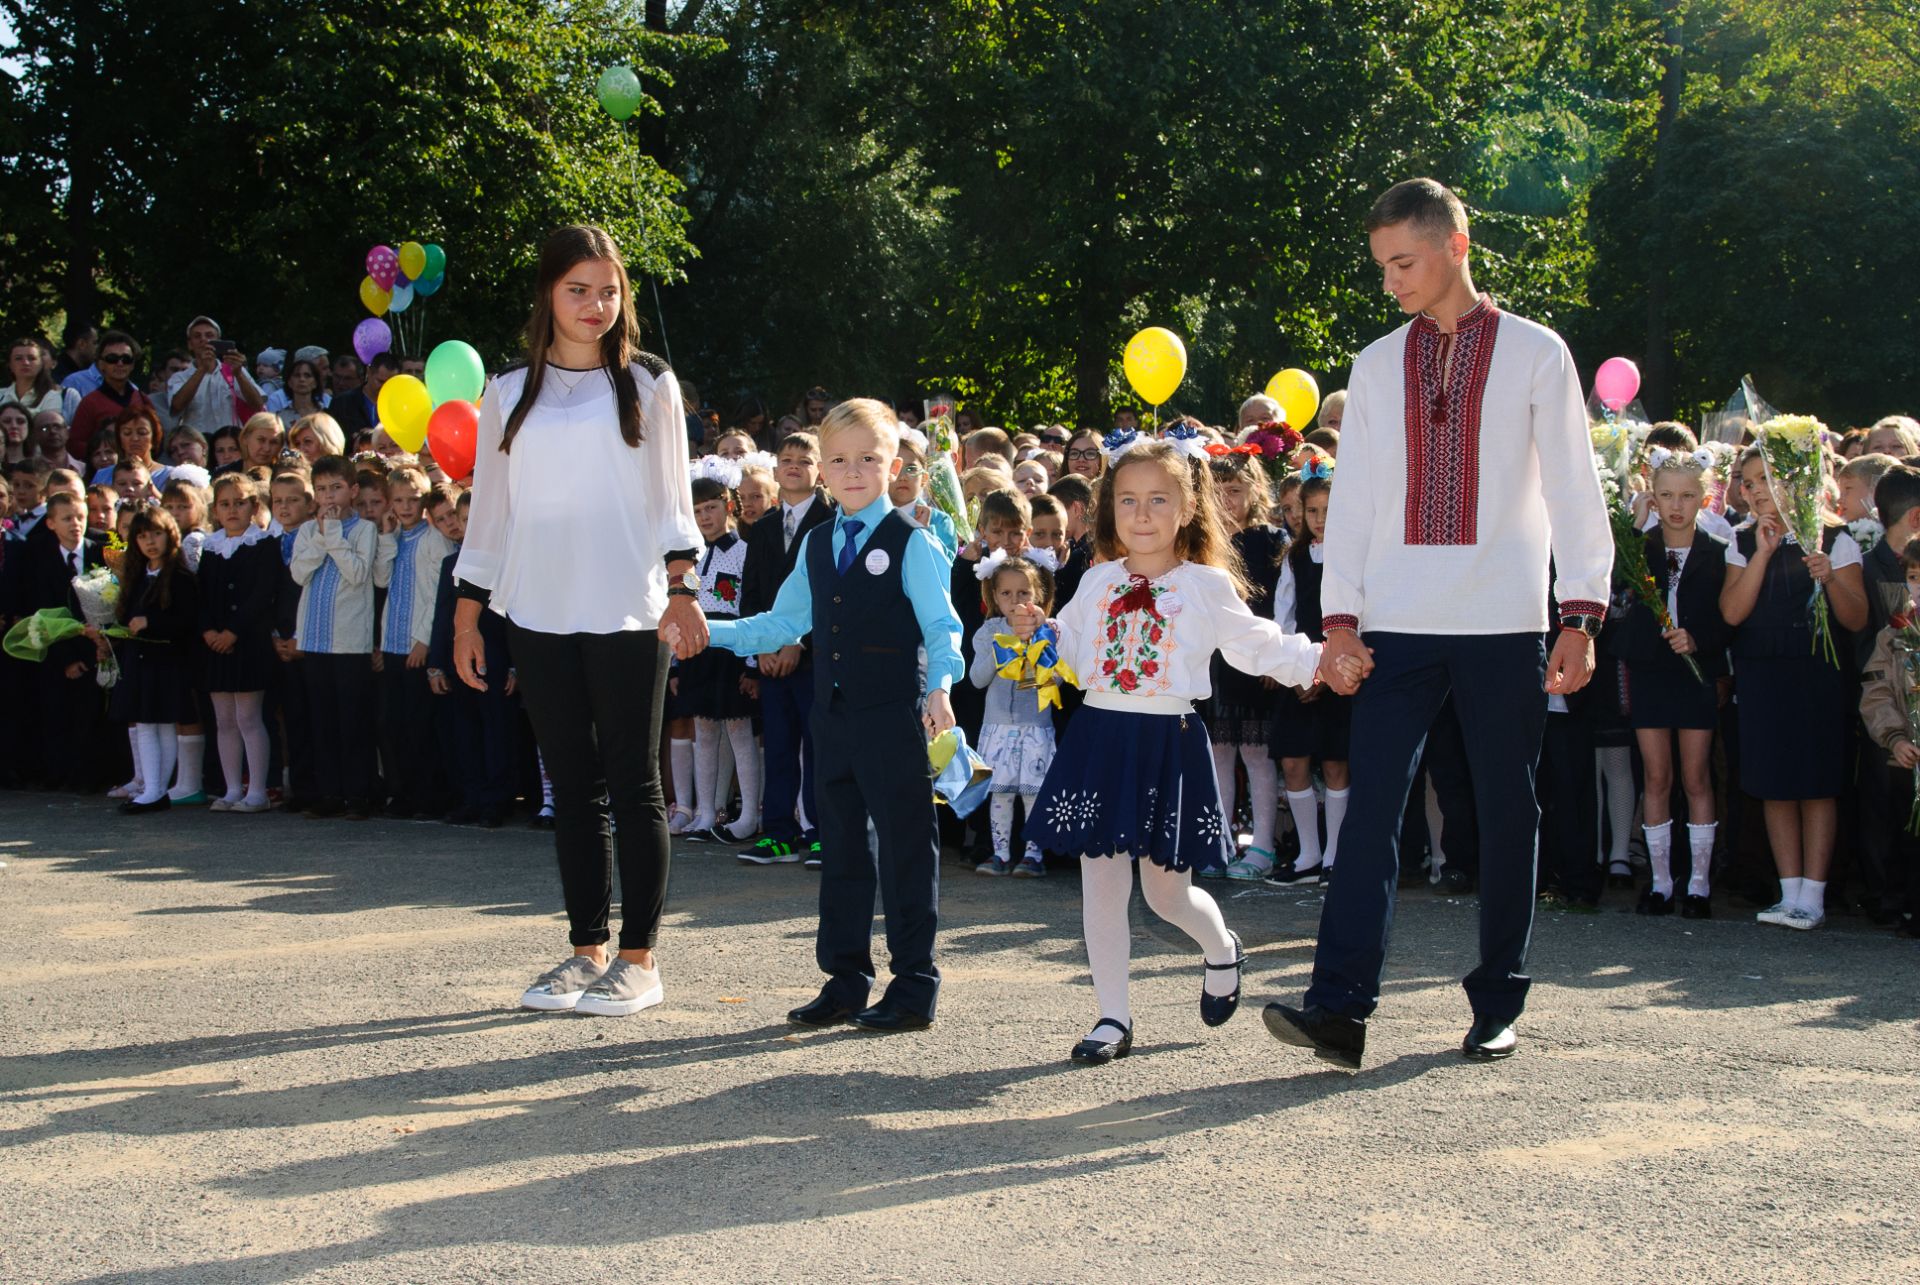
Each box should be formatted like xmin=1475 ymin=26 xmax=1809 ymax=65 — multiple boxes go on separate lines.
xmin=353 ymin=317 xmax=393 ymax=366
xmin=366 ymin=245 xmax=399 ymax=290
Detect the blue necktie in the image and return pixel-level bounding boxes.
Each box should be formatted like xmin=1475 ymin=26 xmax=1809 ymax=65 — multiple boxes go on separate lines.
xmin=835 ymin=518 xmax=864 ymax=576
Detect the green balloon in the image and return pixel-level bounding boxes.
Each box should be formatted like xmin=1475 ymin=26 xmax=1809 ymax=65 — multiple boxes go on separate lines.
xmin=596 ymin=65 xmax=642 ymax=122
xmin=425 ymin=340 xmax=485 ymax=408
xmin=422 ymin=242 xmax=447 ymax=281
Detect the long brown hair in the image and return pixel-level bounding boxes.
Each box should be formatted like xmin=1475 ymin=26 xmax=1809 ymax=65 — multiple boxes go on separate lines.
xmin=8 ymin=338 xmax=57 ymax=398
xmin=120 ymin=506 xmax=183 ymax=619
xmin=1093 ymin=441 xmax=1249 ymax=598
xmin=501 ymin=225 xmax=647 ymax=453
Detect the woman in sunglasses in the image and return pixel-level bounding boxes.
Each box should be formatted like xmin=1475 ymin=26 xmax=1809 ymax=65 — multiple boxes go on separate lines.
xmin=68 ymin=331 xmax=155 ymax=461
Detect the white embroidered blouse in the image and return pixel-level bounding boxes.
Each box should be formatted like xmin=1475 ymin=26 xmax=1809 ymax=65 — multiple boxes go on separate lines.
xmin=1056 ymin=559 xmax=1322 ymax=708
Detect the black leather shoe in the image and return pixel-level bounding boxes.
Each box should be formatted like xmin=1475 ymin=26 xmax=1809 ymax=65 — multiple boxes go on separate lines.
xmin=1264 ymin=858 xmax=1323 ymax=885
xmin=1439 ymin=867 xmax=1476 ymax=896
xmin=788 ymin=994 xmax=860 ymax=1027
xmin=1070 ymin=1019 xmax=1133 ymax=1065
xmin=1679 ymin=893 xmax=1712 ymax=919
xmin=1261 ymin=1002 xmax=1365 ymax=1070
xmin=850 ymin=1001 xmax=931 ymax=1033
xmin=118 ymin=796 xmax=172 ymax=816
xmin=1200 ymin=930 xmax=1243 ymax=1027
xmin=1636 ymin=887 xmax=1674 ymax=916
xmin=1463 ymin=1015 xmax=1518 ymax=1061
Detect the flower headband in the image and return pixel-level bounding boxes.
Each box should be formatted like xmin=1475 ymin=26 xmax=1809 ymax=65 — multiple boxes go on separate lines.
xmin=690 ymin=454 xmax=744 ymax=490
xmin=974 ymin=545 xmax=1011 ymax=582
xmin=1645 ymin=445 xmax=1716 ymax=475
xmin=1299 ymin=457 xmax=1334 ymax=482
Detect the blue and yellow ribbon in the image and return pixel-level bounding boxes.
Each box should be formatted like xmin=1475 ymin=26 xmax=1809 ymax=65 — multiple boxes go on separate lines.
xmin=991 ymin=624 xmax=1080 ymax=710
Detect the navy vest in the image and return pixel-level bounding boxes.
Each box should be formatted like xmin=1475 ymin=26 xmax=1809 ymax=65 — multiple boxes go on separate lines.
xmin=808 ymin=511 xmax=925 ymax=709
xmin=1732 ymin=525 xmax=1841 ymax=659
xmin=1291 ymin=550 xmax=1328 ymax=643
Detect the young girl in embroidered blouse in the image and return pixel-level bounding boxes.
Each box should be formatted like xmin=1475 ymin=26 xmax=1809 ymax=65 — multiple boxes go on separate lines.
xmin=198 ymin=473 xmax=281 ymax=812
xmin=1015 ymin=432 xmax=1349 ymax=1065
xmin=1617 ymin=449 xmax=1731 ymax=917
xmin=1719 ymin=446 xmax=1868 ymax=930
xmin=1201 ymin=448 xmax=1288 ymax=881
xmin=970 ymin=552 xmax=1060 ymax=878
xmin=1265 ymin=470 xmax=1353 ymax=886
xmin=670 ymin=464 xmax=762 ymax=843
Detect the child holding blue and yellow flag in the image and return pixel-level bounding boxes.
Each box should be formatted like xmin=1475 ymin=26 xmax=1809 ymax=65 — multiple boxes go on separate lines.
xmin=968 ymin=549 xmax=1071 ymax=877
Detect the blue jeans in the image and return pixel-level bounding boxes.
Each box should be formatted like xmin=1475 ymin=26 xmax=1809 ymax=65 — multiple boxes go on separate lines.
xmin=1305 ymin=631 xmax=1548 ymax=1023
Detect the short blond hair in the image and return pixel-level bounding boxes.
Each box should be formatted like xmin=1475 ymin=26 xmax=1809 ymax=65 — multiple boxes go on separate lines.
xmin=816 ymin=397 xmax=900 ymax=449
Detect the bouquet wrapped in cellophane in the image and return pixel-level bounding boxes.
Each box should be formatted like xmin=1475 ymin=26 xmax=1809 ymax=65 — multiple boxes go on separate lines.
xmin=0 ymin=566 xmax=135 ymax=687
xmin=1754 ymin=414 xmax=1839 ymax=666
xmin=920 ymin=392 xmax=974 ymax=544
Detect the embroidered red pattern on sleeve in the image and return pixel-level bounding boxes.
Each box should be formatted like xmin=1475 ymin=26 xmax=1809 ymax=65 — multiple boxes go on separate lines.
xmin=1401 ymin=300 xmax=1501 ymax=547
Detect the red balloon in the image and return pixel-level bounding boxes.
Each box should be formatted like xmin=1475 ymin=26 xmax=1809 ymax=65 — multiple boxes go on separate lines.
xmin=427 ymin=399 xmax=479 ymax=481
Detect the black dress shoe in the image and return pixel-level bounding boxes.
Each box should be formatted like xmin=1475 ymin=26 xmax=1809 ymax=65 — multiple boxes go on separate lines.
xmin=849 ymin=1001 xmax=931 ymax=1033
xmin=1463 ymin=1015 xmax=1518 ymax=1061
xmin=1264 ymin=857 xmax=1323 ymax=885
xmin=1070 ymin=1019 xmax=1133 ymax=1065
xmin=788 ymin=994 xmax=860 ymax=1027
xmin=1636 ymin=887 xmax=1674 ymax=916
xmin=1200 ymin=930 xmax=1243 ymax=1027
xmin=1679 ymin=893 xmax=1712 ymax=919
xmin=1261 ymin=1002 xmax=1365 ymax=1070
xmin=1606 ymin=864 xmax=1635 ymax=890
xmin=1439 ymin=867 xmax=1476 ymax=896
xmin=118 ymin=796 xmax=172 ymax=816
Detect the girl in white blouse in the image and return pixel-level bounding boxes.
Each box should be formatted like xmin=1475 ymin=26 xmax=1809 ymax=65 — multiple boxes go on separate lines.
xmin=1012 ymin=431 xmax=1352 ymax=1065
xmin=452 ymin=225 xmax=708 ymax=1020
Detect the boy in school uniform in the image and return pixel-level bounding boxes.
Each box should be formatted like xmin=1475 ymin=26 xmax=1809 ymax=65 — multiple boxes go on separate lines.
xmin=427 ymin=489 xmax=517 ymax=827
xmin=374 ymin=465 xmax=454 ymax=818
xmin=21 ymin=491 xmax=107 ymax=791
xmin=289 ymin=455 xmax=379 ymax=818
xmin=700 ymin=399 xmax=962 ymax=1032
xmin=270 ymin=469 xmax=317 ymax=810
xmin=735 ymin=430 xmax=833 ymax=866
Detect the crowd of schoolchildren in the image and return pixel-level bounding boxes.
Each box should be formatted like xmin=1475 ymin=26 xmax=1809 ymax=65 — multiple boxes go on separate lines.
xmin=3 ymin=319 xmax=1917 ymax=945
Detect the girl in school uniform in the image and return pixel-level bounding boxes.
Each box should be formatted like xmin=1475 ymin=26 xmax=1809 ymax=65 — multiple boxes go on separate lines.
xmin=109 ymin=506 xmax=201 ymax=814
xmin=1615 ymin=448 xmax=1731 ymax=917
xmin=1719 ymin=446 xmax=1868 ymax=930
xmin=676 ymin=461 xmax=762 ymax=844
xmin=198 ymin=473 xmax=281 ymax=812
xmin=1016 ymin=430 xmax=1350 ymax=1065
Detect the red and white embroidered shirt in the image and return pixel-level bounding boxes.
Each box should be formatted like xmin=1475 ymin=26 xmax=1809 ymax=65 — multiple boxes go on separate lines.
xmin=1320 ymin=297 xmax=1610 ymax=636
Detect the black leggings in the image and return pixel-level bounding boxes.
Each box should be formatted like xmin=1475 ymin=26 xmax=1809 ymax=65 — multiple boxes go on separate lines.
xmin=508 ymin=621 xmax=671 ymax=950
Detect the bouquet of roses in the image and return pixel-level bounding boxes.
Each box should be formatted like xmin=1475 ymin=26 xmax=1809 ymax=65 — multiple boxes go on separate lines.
xmin=1235 ymin=419 xmax=1303 ymax=487
xmin=1754 ymin=414 xmax=1839 ymax=666
xmin=919 ymin=392 xmax=974 ymax=543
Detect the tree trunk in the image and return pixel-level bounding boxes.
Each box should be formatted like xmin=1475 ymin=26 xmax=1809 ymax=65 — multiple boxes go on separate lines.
xmin=60 ymin=2 xmax=101 ymax=332
xmin=1642 ymin=2 xmax=1684 ymax=420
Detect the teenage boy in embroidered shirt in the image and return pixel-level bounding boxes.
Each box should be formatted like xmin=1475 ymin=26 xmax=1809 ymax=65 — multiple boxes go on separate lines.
xmin=1263 ymin=178 xmax=1611 ymax=1070
xmin=698 ymin=398 xmax=963 ymax=1033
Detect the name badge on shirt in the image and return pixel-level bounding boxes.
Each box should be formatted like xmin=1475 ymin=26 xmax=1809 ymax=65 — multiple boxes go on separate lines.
xmin=865 ymin=548 xmax=891 ymax=576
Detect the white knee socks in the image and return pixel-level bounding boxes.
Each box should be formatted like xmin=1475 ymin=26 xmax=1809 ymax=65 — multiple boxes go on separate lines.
xmin=1241 ymin=747 xmax=1279 ymax=853
xmin=668 ymin=737 xmax=694 ymax=819
xmin=722 ymin=719 xmax=762 ymax=839
xmin=168 ymin=731 xmax=204 ymax=800
xmin=133 ymin=724 xmax=178 ymax=806
xmin=1686 ymin=821 xmax=1716 ymax=897
xmin=1598 ymin=747 xmax=1635 ymax=873
xmin=1286 ymin=789 xmax=1322 ymax=870
xmin=692 ymin=720 xmax=722 ymax=827
xmin=1645 ymin=820 xmax=1674 ymax=896
xmin=1322 ymin=787 xmax=1351 ymax=870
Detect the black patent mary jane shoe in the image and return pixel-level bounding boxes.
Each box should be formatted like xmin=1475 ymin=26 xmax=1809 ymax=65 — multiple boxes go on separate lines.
xmin=1070 ymin=1020 xmax=1133 ymax=1065
xmin=1200 ymin=930 xmax=1244 ymax=1028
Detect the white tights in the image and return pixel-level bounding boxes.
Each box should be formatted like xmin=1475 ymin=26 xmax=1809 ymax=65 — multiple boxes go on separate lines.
xmin=211 ymin=691 xmax=271 ymax=805
xmin=1210 ymin=742 xmax=1280 ymax=852
xmin=1597 ymin=746 xmax=1635 ymax=871
xmin=1080 ymin=854 xmax=1239 ymax=1039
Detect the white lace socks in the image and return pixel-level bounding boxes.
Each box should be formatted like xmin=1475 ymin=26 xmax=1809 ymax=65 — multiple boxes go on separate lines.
xmin=990 ymin=793 xmax=1018 ymax=861
xmin=1686 ymin=821 xmax=1716 ymax=897
xmin=722 ymin=720 xmax=762 ymax=839
xmin=1598 ymin=746 xmax=1635 ymax=874
xmin=668 ymin=737 xmax=694 ymax=827
xmin=692 ymin=721 xmax=723 ymax=828
xmin=1285 ymin=789 xmax=1322 ymax=870
xmin=1322 ymin=787 xmax=1350 ymax=870
xmin=1644 ymin=820 xmax=1674 ymax=897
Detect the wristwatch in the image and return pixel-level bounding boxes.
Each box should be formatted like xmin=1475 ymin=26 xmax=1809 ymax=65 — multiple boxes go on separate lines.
xmin=1561 ymin=614 xmax=1604 ymax=639
xmin=667 ymin=570 xmax=700 ymax=599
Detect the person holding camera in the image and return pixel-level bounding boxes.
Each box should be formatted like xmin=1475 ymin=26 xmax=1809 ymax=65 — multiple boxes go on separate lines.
xmin=166 ymin=316 xmax=265 ymax=435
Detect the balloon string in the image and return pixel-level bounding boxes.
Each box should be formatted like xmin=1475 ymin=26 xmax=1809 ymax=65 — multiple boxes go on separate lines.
xmin=627 ymin=123 xmax=673 ymax=367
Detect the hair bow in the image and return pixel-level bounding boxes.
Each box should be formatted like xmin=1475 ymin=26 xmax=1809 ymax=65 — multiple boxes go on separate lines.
xmin=973 ymin=545 xmax=1011 ymax=582
xmin=1025 ymin=545 xmax=1059 ymax=573
xmin=1099 ymin=426 xmax=1143 ymax=463
xmin=1161 ymin=422 xmax=1211 ymax=462
xmin=169 ymin=463 xmax=212 ymax=491
xmin=737 ymin=450 xmax=778 ymax=474
xmin=990 ymin=622 xmax=1080 ymax=711
xmin=1300 ymin=457 xmax=1334 ymax=481
xmin=1645 ymin=445 xmax=1713 ymax=474
xmin=896 ymin=424 xmax=929 ymax=453
xmin=689 ymin=454 xmax=744 ymax=489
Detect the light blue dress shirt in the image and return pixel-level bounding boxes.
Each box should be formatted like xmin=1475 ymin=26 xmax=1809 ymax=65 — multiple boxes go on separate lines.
xmin=708 ymin=494 xmax=965 ymax=692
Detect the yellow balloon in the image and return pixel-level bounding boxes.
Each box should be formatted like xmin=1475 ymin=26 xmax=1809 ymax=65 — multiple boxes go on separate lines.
xmin=359 ymin=275 xmax=392 ymax=316
xmin=1264 ymin=368 xmax=1321 ymax=429
xmin=1123 ymin=327 xmax=1187 ymax=407
xmin=377 ymin=374 xmax=433 ymax=451
xmin=398 ymin=240 xmax=428 ymax=280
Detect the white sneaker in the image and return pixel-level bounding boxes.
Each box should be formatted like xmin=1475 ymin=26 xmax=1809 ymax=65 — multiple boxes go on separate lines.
xmin=1755 ymin=901 xmax=1794 ymax=926
xmin=521 ymin=954 xmax=610 ymax=1011
xmin=1781 ymin=907 xmax=1825 ymax=931
xmin=574 ymin=959 xmax=664 ymax=1016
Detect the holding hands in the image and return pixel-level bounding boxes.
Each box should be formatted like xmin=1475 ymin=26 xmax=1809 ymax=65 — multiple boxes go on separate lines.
xmin=1317 ymin=629 xmax=1373 ymax=696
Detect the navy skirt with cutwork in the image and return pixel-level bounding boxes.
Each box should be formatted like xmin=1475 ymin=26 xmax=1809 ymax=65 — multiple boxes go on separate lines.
xmin=1026 ymin=702 xmax=1233 ymax=872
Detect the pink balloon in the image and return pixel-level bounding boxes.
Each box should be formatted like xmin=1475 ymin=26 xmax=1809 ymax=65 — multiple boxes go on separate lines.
xmin=1593 ymin=356 xmax=1641 ymax=412
xmin=366 ymin=245 xmax=399 ymax=290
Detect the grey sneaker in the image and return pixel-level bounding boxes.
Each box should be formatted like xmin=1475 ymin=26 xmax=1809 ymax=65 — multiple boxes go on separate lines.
xmin=574 ymin=958 xmax=664 ymax=1016
xmin=520 ymin=954 xmax=610 ymax=1011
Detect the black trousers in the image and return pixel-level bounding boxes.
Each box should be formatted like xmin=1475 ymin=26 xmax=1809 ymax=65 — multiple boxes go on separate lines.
xmin=302 ymin=653 xmax=376 ymax=803
xmin=508 ymin=621 xmax=671 ymax=951
xmin=437 ymin=682 xmax=517 ymax=812
xmin=1538 ymin=708 xmax=1602 ymax=902
xmin=758 ymin=669 xmax=817 ymax=841
xmin=811 ymin=690 xmax=941 ymax=1017
xmin=271 ymin=656 xmax=316 ymax=802
xmin=39 ymin=644 xmax=101 ymax=791
xmin=378 ymin=657 xmax=442 ymax=809
xmin=1308 ymin=632 xmax=1547 ymax=1023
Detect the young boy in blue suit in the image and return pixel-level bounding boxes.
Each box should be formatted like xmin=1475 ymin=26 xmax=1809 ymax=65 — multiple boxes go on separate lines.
xmin=698 ymin=398 xmax=962 ymax=1031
